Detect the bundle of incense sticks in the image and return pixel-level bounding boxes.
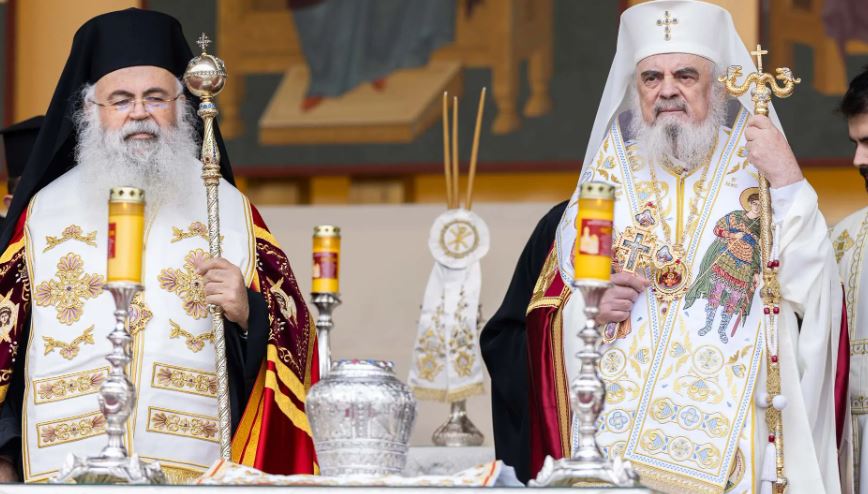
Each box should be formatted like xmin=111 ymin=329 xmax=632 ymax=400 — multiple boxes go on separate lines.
xmin=442 ymin=87 xmax=486 ymax=210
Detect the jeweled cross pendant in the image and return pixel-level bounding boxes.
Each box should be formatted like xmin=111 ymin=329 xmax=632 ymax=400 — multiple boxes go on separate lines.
xmin=616 ymin=226 xmax=656 ymax=273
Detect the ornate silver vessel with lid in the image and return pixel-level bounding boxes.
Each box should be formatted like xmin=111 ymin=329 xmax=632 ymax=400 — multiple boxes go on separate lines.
xmin=307 ymin=359 xmax=417 ymax=476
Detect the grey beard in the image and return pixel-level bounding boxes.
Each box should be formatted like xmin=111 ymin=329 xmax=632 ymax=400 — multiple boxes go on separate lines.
xmin=629 ymin=90 xmax=728 ymax=169
xmin=74 ymin=106 xmax=201 ymax=222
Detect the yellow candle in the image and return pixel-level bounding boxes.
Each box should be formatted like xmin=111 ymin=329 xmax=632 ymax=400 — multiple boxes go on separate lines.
xmin=573 ymin=182 xmax=615 ymax=282
xmin=312 ymin=225 xmax=340 ymax=293
xmin=107 ymin=187 xmax=145 ymax=284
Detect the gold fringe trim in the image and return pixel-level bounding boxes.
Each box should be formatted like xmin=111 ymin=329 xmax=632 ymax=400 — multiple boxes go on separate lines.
xmin=162 ymin=465 xmax=205 ymax=485
xmin=633 ymin=463 xmax=722 ymax=494
xmin=411 ymin=382 xmax=485 ymax=402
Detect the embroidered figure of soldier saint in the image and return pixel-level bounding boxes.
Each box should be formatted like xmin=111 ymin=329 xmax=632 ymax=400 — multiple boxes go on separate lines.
xmin=684 ymin=187 xmax=762 ymax=344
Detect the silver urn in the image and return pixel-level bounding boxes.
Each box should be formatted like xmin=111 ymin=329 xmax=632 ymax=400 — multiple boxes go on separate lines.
xmin=307 ymin=359 xmax=417 ymax=476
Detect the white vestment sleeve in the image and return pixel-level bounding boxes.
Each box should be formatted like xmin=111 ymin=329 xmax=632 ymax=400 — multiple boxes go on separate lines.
xmin=773 ymin=181 xmax=843 ymax=494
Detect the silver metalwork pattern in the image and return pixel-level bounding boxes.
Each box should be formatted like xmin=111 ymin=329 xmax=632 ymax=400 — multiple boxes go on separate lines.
xmin=183 ymin=33 xmax=231 ymax=461
xmin=431 ymin=400 xmax=484 ymax=447
xmin=307 ymin=360 xmax=417 ymax=476
xmin=312 ymin=292 xmax=341 ymax=379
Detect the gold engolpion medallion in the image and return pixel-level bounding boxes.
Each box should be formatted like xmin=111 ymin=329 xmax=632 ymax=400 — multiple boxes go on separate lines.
xmin=652 ymin=261 xmax=689 ymax=303
xmin=651 ymin=245 xmax=690 ymax=305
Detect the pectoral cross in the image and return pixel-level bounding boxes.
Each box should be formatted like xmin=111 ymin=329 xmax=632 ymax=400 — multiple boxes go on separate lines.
xmin=656 ymin=10 xmax=678 ymax=41
xmin=616 ymin=226 xmax=656 ymax=273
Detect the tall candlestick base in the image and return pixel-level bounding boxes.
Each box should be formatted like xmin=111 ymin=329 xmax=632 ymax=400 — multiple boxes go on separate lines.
xmin=529 ymin=280 xmax=639 ymax=488
xmin=51 ymin=283 xmax=165 ymax=484
xmin=312 ymin=292 xmax=341 ymax=378
xmin=431 ymin=399 xmax=484 ymax=447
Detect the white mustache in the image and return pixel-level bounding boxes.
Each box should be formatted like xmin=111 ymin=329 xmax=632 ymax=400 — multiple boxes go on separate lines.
xmin=654 ymin=99 xmax=687 ymax=116
xmin=121 ymin=120 xmax=161 ymax=140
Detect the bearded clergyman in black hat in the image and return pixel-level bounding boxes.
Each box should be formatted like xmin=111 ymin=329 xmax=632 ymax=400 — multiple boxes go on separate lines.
xmin=0 ymin=9 xmax=318 ymax=482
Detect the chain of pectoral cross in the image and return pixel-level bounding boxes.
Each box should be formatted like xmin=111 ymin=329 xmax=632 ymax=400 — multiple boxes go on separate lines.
xmin=645 ymin=152 xmax=713 ymax=260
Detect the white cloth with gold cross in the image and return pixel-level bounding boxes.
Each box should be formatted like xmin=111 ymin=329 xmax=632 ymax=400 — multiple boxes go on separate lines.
xmin=20 ymin=160 xmax=256 ymax=483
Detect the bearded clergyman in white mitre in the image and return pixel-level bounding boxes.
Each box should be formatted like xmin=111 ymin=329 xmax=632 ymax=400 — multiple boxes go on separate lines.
xmin=480 ymin=1 xmax=846 ymax=493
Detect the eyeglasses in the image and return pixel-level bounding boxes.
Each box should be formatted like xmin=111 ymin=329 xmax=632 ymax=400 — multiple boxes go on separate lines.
xmin=89 ymin=93 xmax=182 ymax=113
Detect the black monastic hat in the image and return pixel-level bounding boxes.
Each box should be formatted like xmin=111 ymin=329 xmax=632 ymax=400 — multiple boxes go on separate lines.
xmin=0 ymin=8 xmax=234 ymax=248
xmin=0 ymin=115 xmax=43 ymax=180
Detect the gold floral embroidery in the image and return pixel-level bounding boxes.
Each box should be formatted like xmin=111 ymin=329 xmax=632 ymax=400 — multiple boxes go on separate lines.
xmin=169 ymin=319 xmax=214 ymax=353
xmin=34 ymin=253 xmax=104 ymax=325
xmin=449 ymin=288 xmax=476 ymax=378
xmin=852 ymin=339 xmax=868 ymax=356
xmin=152 ymin=362 xmax=217 ymax=397
xmin=127 ymin=292 xmax=152 ymax=336
xmin=171 ymin=222 xmax=223 ymax=244
xmin=639 ymin=428 xmax=721 ymax=470
xmin=414 ymin=296 xmax=446 ymax=381
xmin=147 ymin=407 xmax=218 ymax=443
xmin=649 ymin=398 xmax=730 ymax=438
xmin=43 ymin=325 xmax=95 ymax=360
xmin=36 ymin=411 xmax=106 ymax=447
xmin=158 ymin=249 xmax=209 ymax=319
xmin=171 ymin=222 xmax=208 ymax=243
xmin=834 ymin=229 xmax=856 ymax=263
xmin=33 ymin=367 xmax=109 ymax=404
xmin=853 ymin=395 xmax=868 ymax=415
xmin=43 ymin=225 xmax=97 ymax=253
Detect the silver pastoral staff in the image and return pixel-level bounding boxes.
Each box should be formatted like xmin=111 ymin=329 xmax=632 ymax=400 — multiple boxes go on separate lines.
xmin=183 ymin=33 xmax=232 ymax=460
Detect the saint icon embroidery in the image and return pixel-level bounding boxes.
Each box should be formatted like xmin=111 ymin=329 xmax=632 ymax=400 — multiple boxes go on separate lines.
xmin=685 ymin=188 xmax=762 ymax=343
xmin=0 ymin=290 xmax=19 ymax=344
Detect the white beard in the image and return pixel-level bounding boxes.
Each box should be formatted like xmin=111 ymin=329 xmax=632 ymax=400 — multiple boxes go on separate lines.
xmin=74 ymin=102 xmax=201 ymax=223
xmin=629 ymin=86 xmax=727 ymax=169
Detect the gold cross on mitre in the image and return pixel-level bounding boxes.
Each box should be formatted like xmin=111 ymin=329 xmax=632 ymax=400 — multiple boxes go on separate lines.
xmin=656 ymin=10 xmax=677 ymax=41
xmin=719 ymin=44 xmax=801 ymax=116
xmin=196 ymin=32 xmax=212 ymax=54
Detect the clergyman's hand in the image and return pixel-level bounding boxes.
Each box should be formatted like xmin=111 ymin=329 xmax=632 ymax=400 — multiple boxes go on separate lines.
xmin=0 ymin=457 xmax=17 ymax=482
xmin=598 ymin=272 xmax=650 ymax=324
xmin=196 ymin=257 xmax=250 ymax=332
xmin=744 ymin=115 xmax=803 ymax=188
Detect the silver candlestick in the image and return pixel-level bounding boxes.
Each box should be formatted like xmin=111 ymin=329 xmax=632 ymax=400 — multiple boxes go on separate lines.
xmin=432 ymin=400 xmax=484 ymax=446
xmin=52 ymin=283 xmax=165 ymax=484
xmin=312 ymin=292 xmax=341 ymax=378
xmin=529 ymin=280 xmax=639 ymax=487
xmin=432 ymin=304 xmax=485 ymax=447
